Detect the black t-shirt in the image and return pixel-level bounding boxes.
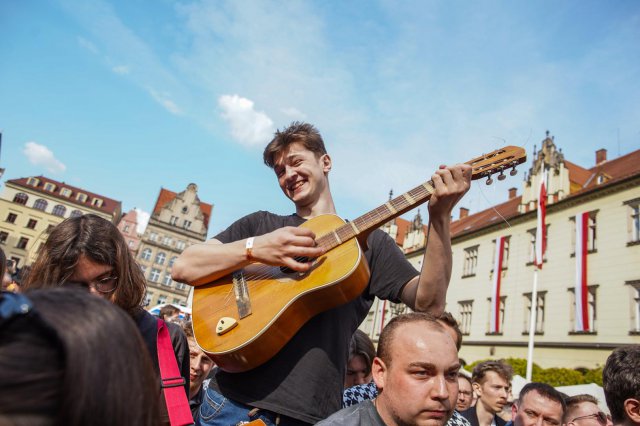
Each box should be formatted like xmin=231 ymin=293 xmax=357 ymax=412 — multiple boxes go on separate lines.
xmin=212 ymin=211 xmax=418 ymax=423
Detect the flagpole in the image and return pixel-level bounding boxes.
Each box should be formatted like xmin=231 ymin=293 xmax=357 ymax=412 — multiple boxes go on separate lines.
xmin=526 ymin=266 xmax=539 ymax=381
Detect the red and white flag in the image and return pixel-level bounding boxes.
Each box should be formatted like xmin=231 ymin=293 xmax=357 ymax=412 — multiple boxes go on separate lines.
xmin=535 ymin=165 xmax=547 ymax=268
xmin=490 ymin=236 xmax=506 ymax=333
xmin=575 ymin=212 xmax=590 ymax=332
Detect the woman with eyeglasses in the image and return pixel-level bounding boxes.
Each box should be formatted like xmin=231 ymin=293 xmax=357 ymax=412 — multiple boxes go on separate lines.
xmin=23 ymin=214 xmax=190 ymax=424
xmin=0 ymin=288 xmax=160 ymax=425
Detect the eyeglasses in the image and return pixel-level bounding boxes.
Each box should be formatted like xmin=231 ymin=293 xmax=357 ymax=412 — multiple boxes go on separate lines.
xmin=66 ymin=276 xmax=118 ymax=294
xmin=571 ymin=412 xmax=608 ymax=426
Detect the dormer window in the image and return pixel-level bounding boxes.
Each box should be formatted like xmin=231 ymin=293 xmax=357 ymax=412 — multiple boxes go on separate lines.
xmin=43 ymin=182 xmax=56 ymax=192
xmin=76 ymin=193 xmax=88 ymax=202
xmin=27 ymin=177 xmax=40 ymax=187
xmin=597 ymin=175 xmax=605 ymax=185
xmin=60 ymin=188 xmax=72 ymax=198
xmin=91 ymin=198 xmax=104 ymax=207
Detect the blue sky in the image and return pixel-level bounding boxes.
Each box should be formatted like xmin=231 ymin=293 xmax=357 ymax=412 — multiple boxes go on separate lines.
xmin=1 ymin=0 xmax=639 ymax=236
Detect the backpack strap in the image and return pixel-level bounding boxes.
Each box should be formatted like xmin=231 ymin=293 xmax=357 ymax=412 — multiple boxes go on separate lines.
xmin=157 ymin=319 xmax=193 ymax=426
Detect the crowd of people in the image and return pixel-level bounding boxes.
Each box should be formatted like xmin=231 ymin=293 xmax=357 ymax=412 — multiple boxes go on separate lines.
xmin=1 ymin=121 xmax=638 ymax=426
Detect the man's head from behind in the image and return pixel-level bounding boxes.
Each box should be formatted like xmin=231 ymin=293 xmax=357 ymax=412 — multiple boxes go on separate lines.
xmin=603 ymin=345 xmax=640 ymax=426
xmin=511 ymin=382 xmax=565 ymax=426
xmin=472 ymin=360 xmax=513 ymax=415
xmin=566 ymin=394 xmax=611 ymax=426
xmin=373 ymin=312 xmax=460 ymax=426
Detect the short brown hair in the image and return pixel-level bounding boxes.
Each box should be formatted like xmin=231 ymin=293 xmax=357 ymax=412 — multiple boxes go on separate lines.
xmin=24 ymin=214 xmax=146 ymax=316
xmin=565 ymin=394 xmax=599 ymax=421
xmin=437 ymin=311 xmax=463 ymax=351
xmin=263 ymin=121 xmax=327 ymax=168
xmin=471 ymin=360 xmax=513 ymax=385
xmin=377 ymin=312 xmax=444 ymax=367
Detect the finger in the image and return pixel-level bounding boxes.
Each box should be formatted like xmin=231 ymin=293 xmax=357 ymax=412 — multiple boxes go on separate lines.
xmin=289 ymin=227 xmax=317 ymax=239
xmin=286 ymin=235 xmax=320 ymax=248
xmin=435 ymin=168 xmax=454 ymax=188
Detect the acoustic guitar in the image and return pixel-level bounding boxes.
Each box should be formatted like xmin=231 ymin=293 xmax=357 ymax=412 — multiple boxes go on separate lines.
xmin=192 ymin=146 xmax=526 ymax=372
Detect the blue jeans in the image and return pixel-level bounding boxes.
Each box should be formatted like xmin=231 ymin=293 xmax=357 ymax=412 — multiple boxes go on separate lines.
xmin=197 ymin=387 xmax=311 ymax=426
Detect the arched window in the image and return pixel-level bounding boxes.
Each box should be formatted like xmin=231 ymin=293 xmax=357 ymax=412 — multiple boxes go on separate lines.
xmin=169 ymin=256 xmax=178 ymax=267
xmin=13 ymin=193 xmax=28 ymax=205
xmin=140 ymin=248 xmax=152 ymax=261
xmin=70 ymin=210 xmax=83 ymax=218
xmin=155 ymin=252 xmax=166 ymax=265
xmin=33 ymin=199 xmax=48 ymax=211
xmin=52 ymin=205 xmax=66 ymax=217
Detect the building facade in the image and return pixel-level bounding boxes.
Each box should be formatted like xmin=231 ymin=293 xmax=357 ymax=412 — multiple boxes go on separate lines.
xmin=137 ymin=183 xmax=212 ymax=307
xmin=117 ymin=208 xmax=141 ymax=254
xmin=0 ymin=176 xmax=121 ymax=269
xmin=368 ymin=133 xmax=640 ymax=369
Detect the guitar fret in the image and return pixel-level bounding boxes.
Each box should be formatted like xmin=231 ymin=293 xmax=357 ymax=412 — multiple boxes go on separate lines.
xmin=385 ymin=202 xmax=397 ymax=214
xmin=403 ymin=193 xmax=415 ymax=204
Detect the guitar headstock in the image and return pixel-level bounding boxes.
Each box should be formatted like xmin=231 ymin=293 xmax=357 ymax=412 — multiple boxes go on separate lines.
xmin=466 ymin=146 xmax=527 ymax=184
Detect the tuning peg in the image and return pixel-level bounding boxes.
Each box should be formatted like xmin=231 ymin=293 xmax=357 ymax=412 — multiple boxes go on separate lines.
xmin=510 ymin=166 xmax=518 ymax=176
xmin=497 ymin=170 xmax=506 ymax=181
xmin=486 ymin=176 xmax=493 ymax=185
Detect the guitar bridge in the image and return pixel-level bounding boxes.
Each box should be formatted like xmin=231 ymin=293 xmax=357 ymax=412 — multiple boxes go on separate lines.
xmin=232 ymin=270 xmax=252 ymax=318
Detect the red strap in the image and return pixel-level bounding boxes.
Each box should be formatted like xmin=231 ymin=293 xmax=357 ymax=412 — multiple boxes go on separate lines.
xmin=157 ymin=319 xmax=194 ymax=426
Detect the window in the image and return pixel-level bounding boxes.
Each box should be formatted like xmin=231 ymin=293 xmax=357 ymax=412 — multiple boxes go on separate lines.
xmin=140 ymin=265 xmax=147 ymax=274
xmin=181 ymin=206 xmax=188 ymax=214
xmin=13 ymin=193 xmax=28 ymax=205
xmin=91 ymin=198 xmax=104 ymax=207
xmin=183 ymin=220 xmax=192 ymax=230
xmin=26 ymin=177 xmax=40 ymax=187
xmin=155 ymin=252 xmax=166 ymax=265
xmin=6 ymin=213 xmax=17 ymax=224
xmin=43 ymin=182 xmax=56 ymax=192
xmin=491 ymin=237 xmax=510 ymax=271
xmin=176 ymin=282 xmax=188 ymax=291
xmin=523 ymin=292 xmax=546 ymax=334
xmin=158 ymin=295 xmax=167 ymax=305
xmin=462 ymin=245 xmax=478 ymax=277
xmin=572 ymin=212 xmax=598 ymax=254
xmin=625 ymin=199 xmax=640 ymax=245
xmin=527 ymin=227 xmax=548 ymax=265
xmin=60 ymin=188 xmax=72 ymax=197
xmin=176 ymin=240 xmax=186 ymax=250
xmin=0 ymin=232 xmax=8 ymax=244
xmin=486 ymin=296 xmax=506 ymax=334
xmin=172 ymin=298 xmax=181 ymax=305
xmin=149 ymin=268 xmax=161 ymax=283
xmin=144 ymin=292 xmax=154 ymax=307
xmin=52 ymin=205 xmax=66 ymax=217
xmin=569 ymin=285 xmax=597 ymax=333
xmin=149 ymin=232 xmax=158 ymax=242
xmin=626 ymin=280 xmax=640 ymax=334
xmin=70 ymin=210 xmax=83 ymax=218
xmin=170 ymin=216 xmax=178 ymax=225
xmin=169 ymin=256 xmax=177 ymax=267
xmin=33 ymin=199 xmax=48 ymax=211
xmin=76 ymin=193 xmax=88 ymax=202
xmin=162 ymin=236 xmax=172 ymax=246
xmin=26 ymin=219 xmax=37 ymax=229
xmin=162 ymin=274 xmax=172 ymax=287
xmin=458 ymin=301 xmax=473 ymax=335
xmin=123 ymin=225 xmax=130 ymax=233
xmin=16 ymin=237 xmax=29 ymax=250
xmin=140 ymin=248 xmax=152 ymax=261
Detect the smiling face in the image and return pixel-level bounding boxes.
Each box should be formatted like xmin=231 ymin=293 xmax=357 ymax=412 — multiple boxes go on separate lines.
xmin=272 ymin=142 xmax=332 ymax=211
xmin=373 ymin=322 xmax=460 ymax=426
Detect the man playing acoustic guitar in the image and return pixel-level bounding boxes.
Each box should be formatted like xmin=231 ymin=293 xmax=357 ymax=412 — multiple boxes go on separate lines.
xmin=172 ymin=122 xmax=472 ymax=425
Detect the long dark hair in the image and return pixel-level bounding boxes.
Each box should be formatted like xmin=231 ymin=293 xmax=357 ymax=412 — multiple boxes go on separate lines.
xmin=24 ymin=214 xmax=146 ymax=315
xmin=0 ymin=288 xmax=159 ymax=425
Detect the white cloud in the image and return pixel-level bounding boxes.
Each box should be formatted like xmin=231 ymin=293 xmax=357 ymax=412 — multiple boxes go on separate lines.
xmin=77 ymin=36 xmax=98 ymax=54
xmin=112 ymin=65 xmax=130 ymax=75
xmin=148 ymin=88 xmax=183 ymax=115
xmin=218 ymin=94 xmax=274 ymax=147
xmin=23 ymin=142 xmax=66 ymax=174
xmin=134 ymin=208 xmax=150 ymax=234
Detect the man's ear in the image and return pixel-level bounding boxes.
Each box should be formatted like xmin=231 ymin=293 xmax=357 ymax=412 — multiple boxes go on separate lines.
xmin=624 ymin=398 xmax=640 ymax=424
xmin=511 ymin=402 xmax=518 ymax=419
xmin=473 ymin=381 xmax=482 ymax=398
xmin=322 ymin=154 xmax=332 ymax=173
xmin=371 ymin=357 xmax=387 ymax=390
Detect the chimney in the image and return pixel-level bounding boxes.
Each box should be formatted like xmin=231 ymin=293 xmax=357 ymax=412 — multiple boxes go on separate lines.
xmin=508 ymin=187 xmax=517 ymax=199
xmin=459 ymin=207 xmax=469 ymax=219
xmin=596 ymin=148 xmax=607 ymax=165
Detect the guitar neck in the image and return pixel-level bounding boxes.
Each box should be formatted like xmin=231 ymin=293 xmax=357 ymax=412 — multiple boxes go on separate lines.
xmin=316 ymin=180 xmax=434 ymax=251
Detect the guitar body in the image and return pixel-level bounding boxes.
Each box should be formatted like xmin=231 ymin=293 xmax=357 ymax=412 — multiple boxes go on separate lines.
xmin=192 ymin=214 xmax=371 ymax=373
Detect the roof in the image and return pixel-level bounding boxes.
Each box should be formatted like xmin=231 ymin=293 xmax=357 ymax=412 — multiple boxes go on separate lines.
xmin=153 ymin=187 xmax=213 ymax=231
xmin=450 ymin=148 xmax=640 ymax=239
xmin=120 ymin=208 xmax=138 ymax=224
xmin=8 ymin=176 xmax=121 ymax=215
